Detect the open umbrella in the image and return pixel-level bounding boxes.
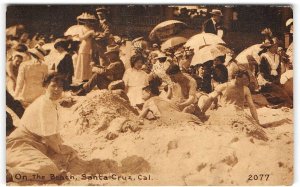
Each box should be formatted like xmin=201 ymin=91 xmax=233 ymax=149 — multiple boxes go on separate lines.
xmin=161 ymin=36 xmax=187 ymax=51
xmin=184 ymin=33 xmax=225 ymax=50
xmin=190 ymin=44 xmax=231 ymax=66
xmin=64 ymin=24 xmax=85 ymax=41
xmin=235 ymin=44 xmax=263 ymax=65
xmin=149 ymin=20 xmax=187 ymax=41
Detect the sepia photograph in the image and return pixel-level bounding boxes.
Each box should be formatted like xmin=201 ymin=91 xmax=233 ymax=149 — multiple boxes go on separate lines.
xmin=5 ymin=4 xmax=294 ymax=186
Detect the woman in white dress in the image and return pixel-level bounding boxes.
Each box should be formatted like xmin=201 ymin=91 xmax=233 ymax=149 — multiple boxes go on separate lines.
xmin=14 ymin=46 xmax=48 ymax=106
xmin=74 ymin=13 xmax=96 ymax=82
xmin=123 ymin=54 xmax=149 ymax=108
xmin=7 ymin=73 xmax=75 ymax=182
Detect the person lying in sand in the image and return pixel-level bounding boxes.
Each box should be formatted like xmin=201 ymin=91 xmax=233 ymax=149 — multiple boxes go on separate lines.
xmin=200 ymin=69 xmax=260 ymax=125
xmin=139 ymin=84 xmax=202 ymax=125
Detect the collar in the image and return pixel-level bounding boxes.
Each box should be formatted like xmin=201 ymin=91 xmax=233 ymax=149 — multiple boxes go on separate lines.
xmin=99 ymin=19 xmax=107 ymax=24
xmin=211 ymin=18 xmax=216 ymax=25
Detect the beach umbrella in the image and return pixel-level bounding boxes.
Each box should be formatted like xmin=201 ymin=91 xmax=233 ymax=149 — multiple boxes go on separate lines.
xmin=184 ymin=33 xmax=225 ymax=50
xmin=149 ymin=20 xmax=187 ymax=41
xmin=161 ymin=36 xmax=187 ymax=51
xmin=235 ymin=44 xmax=263 ymax=66
xmin=64 ymin=24 xmax=85 ymax=40
xmin=190 ymin=44 xmax=231 ymax=66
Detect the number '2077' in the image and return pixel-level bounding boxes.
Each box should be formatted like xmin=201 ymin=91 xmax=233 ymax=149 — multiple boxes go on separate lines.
xmin=248 ymin=174 xmax=270 ymax=181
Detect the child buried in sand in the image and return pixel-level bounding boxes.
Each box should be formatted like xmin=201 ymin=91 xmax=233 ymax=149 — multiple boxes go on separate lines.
xmin=200 ymin=69 xmax=268 ymax=141
xmin=139 ymin=83 xmax=202 ymax=125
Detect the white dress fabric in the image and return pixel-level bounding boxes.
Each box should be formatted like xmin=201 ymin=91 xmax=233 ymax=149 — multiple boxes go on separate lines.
xmin=14 ymin=59 xmax=48 ymax=105
xmin=123 ymin=68 xmax=149 ymax=106
xmin=74 ymin=26 xmax=93 ymax=81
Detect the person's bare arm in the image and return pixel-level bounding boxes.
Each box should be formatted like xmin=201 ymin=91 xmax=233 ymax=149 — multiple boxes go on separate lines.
xmin=179 ymin=77 xmax=197 ymax=107
xmin=179 ymin=95 xmax=195 ymax=108
xmin=139 ymin=101 xmax=150 ymax=119
xmin=244 ymin=86 xmax=260 ymax=124
xmin=201 ymin=83 xmax=227 ymax=113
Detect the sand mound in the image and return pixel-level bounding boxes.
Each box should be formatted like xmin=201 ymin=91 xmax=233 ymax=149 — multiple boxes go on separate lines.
xmin=11 ymin=90 xmax=293 ymax=185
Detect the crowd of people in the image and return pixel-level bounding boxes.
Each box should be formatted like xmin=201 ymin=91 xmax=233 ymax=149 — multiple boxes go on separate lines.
xmin=6 ymin=7 xmax=293 ymax=182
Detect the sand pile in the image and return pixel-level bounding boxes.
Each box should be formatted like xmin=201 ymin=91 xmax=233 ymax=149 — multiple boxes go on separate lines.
xmin=55 ymin=90 xmax=294 ymax=185
xmin=8 ymin=90 xmax=293 ymax=185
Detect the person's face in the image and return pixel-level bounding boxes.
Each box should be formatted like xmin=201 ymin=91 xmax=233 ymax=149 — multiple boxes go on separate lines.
xmin=142 ymin=89 xmax=151 ymax=101
xmin=169 ymin=73 xmax=180 ymax=83
xmin=213 ymin=15 xmax=221 ymax=23
xmin=12 ymin=56 xmax=23 ymax=67
xmin=46 ymin=81 xmax=64 ymax=101
xmin=197 ymin=66 xmax=205 ymax=77
xmin=97 ymin=12 xmax=105 ymax=20
xmin=134 ymin=59 xmax=144 ymax=70
xmin=20 ymin=33 xmax=29 ymax=42
xmin=55 ymin=46 xmax=65 ymax=53
xmin=106 ymin=52 xmax=118 ymax=61
xmin=290 ymin=24 xmax=293 ymax=34
xmin=213 ymin=57 xmax=223 ymax=66
xmin=236 ymin=74 xmax=250 ymax=86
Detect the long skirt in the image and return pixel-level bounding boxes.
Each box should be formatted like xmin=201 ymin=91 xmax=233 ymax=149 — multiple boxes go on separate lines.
xmin=6 ymin=127 xmax=61 ymax=182
xmin=74 ymin=53 xmax=92 ymax=82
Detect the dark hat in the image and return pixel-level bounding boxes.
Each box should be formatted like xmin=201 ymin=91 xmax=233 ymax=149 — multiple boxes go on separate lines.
xmin=14 ymin=43 xmax=28 ymax=52
xmin=54 ymin=38 xmax=69 ymax=50
xmin=166 ymin=64 xmax=181 ymax=75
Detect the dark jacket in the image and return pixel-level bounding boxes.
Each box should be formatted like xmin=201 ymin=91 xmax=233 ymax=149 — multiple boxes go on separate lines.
xmin=203 ymin=18 xmax=218 ymax=35
xmin=56 ymin=54 xmax=74 ymax=88
xmin=259 ymin=56 xmax=281 ymax=84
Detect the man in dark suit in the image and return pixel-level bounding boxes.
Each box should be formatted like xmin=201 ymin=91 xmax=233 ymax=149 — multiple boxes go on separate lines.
xmin=202 ymin=9 xmax=223 ymax=35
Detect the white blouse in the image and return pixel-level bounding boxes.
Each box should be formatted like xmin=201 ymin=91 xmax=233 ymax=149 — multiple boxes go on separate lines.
xmin=21 ymin=94 xmax=60 ymax=137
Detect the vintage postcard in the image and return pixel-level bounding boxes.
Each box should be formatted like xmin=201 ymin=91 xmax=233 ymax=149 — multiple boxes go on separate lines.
xmin=6 ymin=4 xmax=293 ymax=185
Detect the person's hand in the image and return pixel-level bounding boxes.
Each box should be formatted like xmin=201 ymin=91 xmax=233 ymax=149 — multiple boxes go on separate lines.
xmin=59 ymin=144 xmax=74 ymax=155
xmin=210 ymin=102 xmax=218 ymax=110
xmin=87 ymin=30 xmax=95 ymax=36
xmin=92 ymin=67 xmax=104 ymax=74
xmin=90 ymin=61 xmax=96 ymax=66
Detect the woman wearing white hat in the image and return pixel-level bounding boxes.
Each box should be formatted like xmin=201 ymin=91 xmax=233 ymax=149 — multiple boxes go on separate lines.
xmin=74 ymin=12 xmax=97 ymax=82
xmin=14 ymin=46 xmax=48 ymax=106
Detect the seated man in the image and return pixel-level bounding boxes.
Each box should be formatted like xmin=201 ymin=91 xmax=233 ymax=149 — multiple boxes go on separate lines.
xmin=165 ymin=64 xmax=197 ymax=113
xmin=72 ymin=44 xmax=125 ymax=96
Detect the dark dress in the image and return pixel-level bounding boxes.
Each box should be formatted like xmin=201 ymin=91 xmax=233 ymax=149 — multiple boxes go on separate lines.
xmin=57 ymin=54 xmax=74 ymax=89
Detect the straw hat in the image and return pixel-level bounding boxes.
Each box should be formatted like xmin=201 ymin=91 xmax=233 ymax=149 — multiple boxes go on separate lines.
xmin=210 ymin=9 xmax=223 ymax=17
xmin=28 ymin=46 xmax=47 ymax=61
xmin=77 ymin=12 xmax=96 ymax=21
xmin=286 ymin=18 xmax=293 ymax=27
xmin=104 ymin=44 xmax=120 ymax=55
